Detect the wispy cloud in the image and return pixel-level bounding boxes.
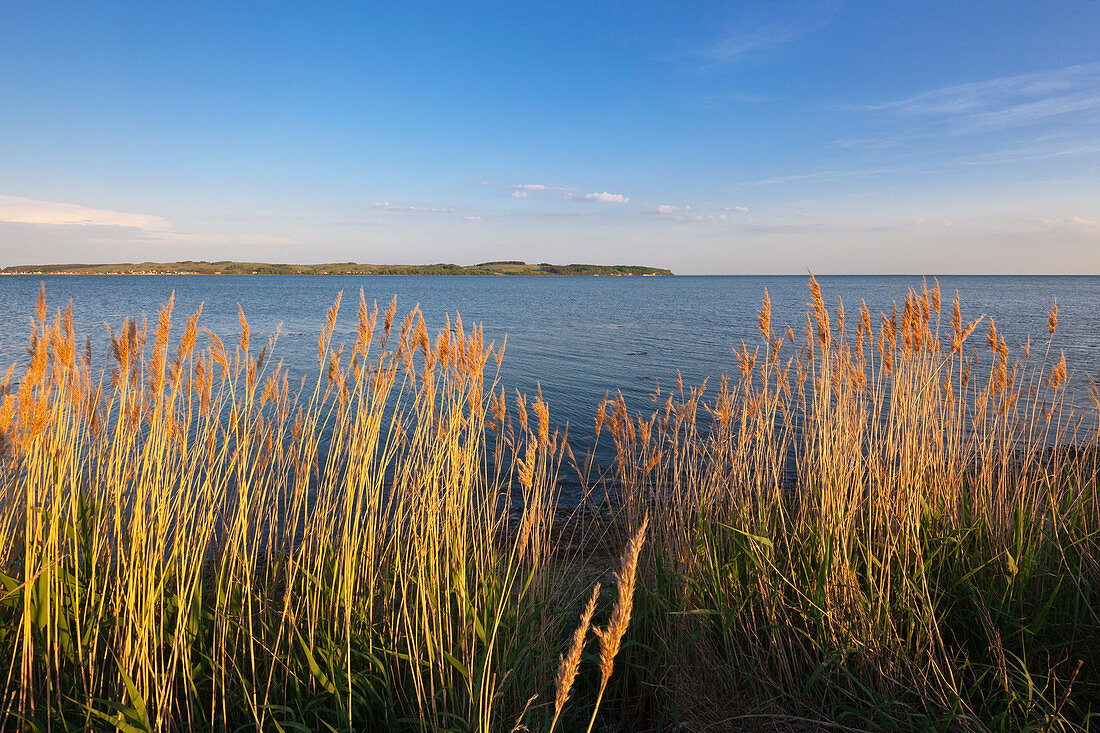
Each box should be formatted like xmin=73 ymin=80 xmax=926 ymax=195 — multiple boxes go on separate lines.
xmin=746 ymin=164 xmax=910 ymax=186
xmin=505 ymin=182 xmax=572 ymax=197
xmin=698 ymin=1 xmax=845 ymax=64
xmin=1035 ymin=215 xmax=1100 ymax=235
xmin=748 ymin=137 xmax=1100 ymax=188
xmin=914 ymin=217 xmax=953 ymax=229
xmin=652 ymin=203 xmax=748 ymax=221
xmin=372 ymin=200 xmax=493 ymax=223
xmin=372 ymin=201 xmax=456 ymax=214
xmin=739 ymin=220 xmax=894 ymax=234
xmin=497 ymin=182 xmax=628 ymax=203
xmin=700 ymin=91 xmax=774 ymax=106
xmin=958 ymin=142 xmax=1100 ymax=167
xmin=517 ymin=210 xmax=598 ymax=219
xmin=0 ymin=194 xmax=298 ymax=245
xmin=862 ymin=63 xmax=1100 ymax=134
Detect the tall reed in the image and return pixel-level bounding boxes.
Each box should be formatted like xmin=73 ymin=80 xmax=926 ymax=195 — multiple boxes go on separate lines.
xmin=1 ymin=276 xmax=1097 ymax=731
xmin=0 ymin=286 xmax=615 ymax=731
xmin=598 ymin=275 xmax=1099 ymax=729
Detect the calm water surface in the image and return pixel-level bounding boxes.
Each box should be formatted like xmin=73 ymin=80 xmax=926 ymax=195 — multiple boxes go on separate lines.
xmin=2 ymin=275 xmax=1098 ymax=450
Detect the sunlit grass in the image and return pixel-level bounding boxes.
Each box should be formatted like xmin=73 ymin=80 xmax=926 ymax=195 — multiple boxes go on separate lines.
xmin=0 ymin=277 xmax=1096 ymax=731
xmin=597 ymin=277 xmax=1099 ymax=730
xmin=0 ymin=286 xmax=649 ymax=731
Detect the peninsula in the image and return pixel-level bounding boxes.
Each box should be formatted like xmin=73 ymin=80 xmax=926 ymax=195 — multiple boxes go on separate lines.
xmin=1 ymin=261 xmax=673 ymax=277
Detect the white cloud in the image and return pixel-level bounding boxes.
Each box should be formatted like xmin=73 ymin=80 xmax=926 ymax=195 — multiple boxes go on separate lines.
xmin=503 ymin=183 xmax=632 ymax=204
xmin=580 ymin=192 xmax=630 ymax=203
xmin=463 ymin=215 xmax=482 ymax=222
xmin=0 ymin=194 xmax=172 ymax=231
xmin=0 ymin=194 xmax=298 ymax=246
xmin=657 ymin=204 xmax=679 ymax=214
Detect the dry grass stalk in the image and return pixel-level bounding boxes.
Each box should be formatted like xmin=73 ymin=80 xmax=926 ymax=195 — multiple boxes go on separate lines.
xmin=586 ymin=516 xmax=649 ymax=733
xmin=550 ymin=582 xmax=601 ymax=733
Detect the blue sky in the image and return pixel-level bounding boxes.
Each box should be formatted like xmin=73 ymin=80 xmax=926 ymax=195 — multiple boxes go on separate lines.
xmin=1 ymin=1 xmax=1098 ymax=273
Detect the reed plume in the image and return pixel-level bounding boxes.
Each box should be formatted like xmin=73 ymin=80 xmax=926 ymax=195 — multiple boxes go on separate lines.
xmin=586 ymin=516 xmax=649 ymax=733
xmin=0 ymin=276 xmax=1095 ymax=732
xmin=550 ymin=582 xmax=601 ymax=733
xmin=757 ymin=288 xmax=771 ymax=343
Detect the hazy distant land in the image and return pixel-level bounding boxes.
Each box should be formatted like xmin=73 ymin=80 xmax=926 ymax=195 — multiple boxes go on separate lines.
xmin=0 ymin=260 xmax=673 ymax=277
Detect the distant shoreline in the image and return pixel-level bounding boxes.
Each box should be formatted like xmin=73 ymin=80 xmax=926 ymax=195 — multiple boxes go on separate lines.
xmin=0 ymin=261 xmax=674 ymax=277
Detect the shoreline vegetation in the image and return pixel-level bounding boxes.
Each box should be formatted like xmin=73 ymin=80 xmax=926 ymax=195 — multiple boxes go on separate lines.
xmin=0 ymin=260 xmax=674 ymax=277
xmin=0 ymin=276 xmax=1098 ymax=731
